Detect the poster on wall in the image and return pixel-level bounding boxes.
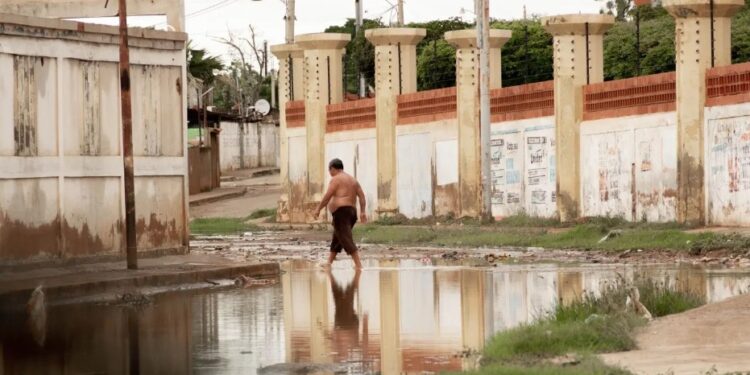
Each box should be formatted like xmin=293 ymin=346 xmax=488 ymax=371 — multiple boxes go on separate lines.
xmin=491 ymin=131 xmax=523 ymax=212
xmin=524 ymin=126 xmax=556 ymax=217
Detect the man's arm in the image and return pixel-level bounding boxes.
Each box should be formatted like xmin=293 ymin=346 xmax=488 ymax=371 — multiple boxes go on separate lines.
xmin=313 ymin=179 xmax=337 ymax=219
xmin=356 ymin=182 xmax=367 ymax=223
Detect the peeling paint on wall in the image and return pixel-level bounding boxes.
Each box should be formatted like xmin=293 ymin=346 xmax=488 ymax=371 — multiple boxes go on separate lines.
xmin=707 ymin=112 xmax=750 ymax=225
xmin=14 ymin=55 xmax=38 ymax=156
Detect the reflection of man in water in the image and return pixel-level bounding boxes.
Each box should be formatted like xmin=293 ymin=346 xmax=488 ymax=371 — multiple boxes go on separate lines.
xmin=328 ymin=270 xmax=364 ymax=362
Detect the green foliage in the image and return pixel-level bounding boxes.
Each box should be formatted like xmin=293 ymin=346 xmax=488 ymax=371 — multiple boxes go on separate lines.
xmin=326 ymin=18 xmax=385 ymax=95
xmin=493 ymin=19 xmax=554 ymax=86
xmin=248 ymin=208 xmax=277 ymax=220
xmin=598 ymin=0 xmax=634 ymax=21
xmin=732 ymin=1 xmax=750 ymax=63
xmin=190 ymin=218 xmax=259 ymax=235
xmin=416 ymin=39 xmax=457 ymax=90
xmin=461 ymin=357 xmax=632 ymax=375
xmin=187 ymin=41 xmax=224 ymax=85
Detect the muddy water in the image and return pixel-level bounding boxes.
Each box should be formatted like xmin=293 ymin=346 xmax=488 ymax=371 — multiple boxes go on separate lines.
xmin=2 ymin=261 xmax=750 ymax=374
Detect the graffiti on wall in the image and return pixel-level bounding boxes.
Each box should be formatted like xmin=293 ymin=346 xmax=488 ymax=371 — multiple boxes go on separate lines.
xmin=708 ymin=115 xmax=750 ymax=225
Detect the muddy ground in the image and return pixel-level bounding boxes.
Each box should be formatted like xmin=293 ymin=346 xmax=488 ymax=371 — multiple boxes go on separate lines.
xmin=190 ymin=229 xmax=750 ymax=268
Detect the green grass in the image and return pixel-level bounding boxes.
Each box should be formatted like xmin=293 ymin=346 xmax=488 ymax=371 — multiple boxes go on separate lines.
xmin=248 ymin=208 xmax=277 ymax=220
xmin=460 ymin=357 xmax=631 ymax=375
xmin=190 ymin=218 xmax=260 ymax=235
xmin=465 ymin=281 xmax=705 ymax=374
xmin=353 ymin=222 xmax=735 ymax=252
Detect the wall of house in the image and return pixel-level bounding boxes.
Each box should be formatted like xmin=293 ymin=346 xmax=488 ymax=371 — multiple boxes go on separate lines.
xmin=219 ymin=121 xmax=279 ymax=172
xmin=0 ymin=15 xmax=187 ymax=263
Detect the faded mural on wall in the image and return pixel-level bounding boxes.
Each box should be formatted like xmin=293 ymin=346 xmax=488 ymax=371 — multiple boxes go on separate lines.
xmin=581 ymin=120 xmax=677 ymax=222
xmin=707 ymin=115 xmax=750 ymax=225
xmin=490 ymin=124 xmax=556 ymax=218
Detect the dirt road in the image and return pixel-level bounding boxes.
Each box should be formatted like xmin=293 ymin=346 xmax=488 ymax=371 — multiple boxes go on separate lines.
xmin=190 ymin=172 xmax=280 ymax=219
xmin=601 ymin=293 xmax=750 ymax=374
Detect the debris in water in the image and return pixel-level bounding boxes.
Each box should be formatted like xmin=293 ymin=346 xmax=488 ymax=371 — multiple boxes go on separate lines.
xmin=118 ymin=292 xmax=152 ymax=306
xmin=598 ymin=229 xmax=623 ymax=244
xmin=27 ymin=285 xmax=46 ymax=347
xmin=234 ymin=275 xmax=278 ymax=287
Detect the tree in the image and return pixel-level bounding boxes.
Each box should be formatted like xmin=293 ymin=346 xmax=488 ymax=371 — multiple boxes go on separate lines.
xmin=186 ymin=41 xmax=223 ymax=85
xmin=416 ymin=39 xmax=457 ymax=90
xmin=326 ymin=18 xmax=385 ymax=95
xmin=732 ymin=0 xmax=750 ymax=63
xmin=598 ymin=0 xmax=633 ymax=21
xmin=493 ymin=18 xmax=554 ymax=86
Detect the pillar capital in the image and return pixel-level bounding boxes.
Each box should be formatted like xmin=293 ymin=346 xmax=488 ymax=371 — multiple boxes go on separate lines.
xmin=365 ymin=27 xmax=426 ymax=46
xmin=541 ymin=14 xmax=614 ymax=36
xmin=295 ymin=33 xmax=351 ymax=50
xmin=270 ymin=43 xmax=303 ymax=59
xmin=444 ymin=29 xmax=512 ymax=49
xmin=662 ymin=0 xmax=744 ymax=17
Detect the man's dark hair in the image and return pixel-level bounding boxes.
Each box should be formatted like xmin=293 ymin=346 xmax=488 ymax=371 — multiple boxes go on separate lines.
xmin=329 ymin=158 xmax=344 ymax=170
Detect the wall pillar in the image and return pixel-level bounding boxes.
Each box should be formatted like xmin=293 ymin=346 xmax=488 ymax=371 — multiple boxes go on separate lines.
xmin=662 ymin=0 xmax=744 ymax=224
xmin=270 ymin=43 xmax=304 ymax=223
xmin=542 ymin=15 xmax=613 ymax=222
xmin=445 ymin=29 xmax=511 ymax=218
xmin=296 ymin=33 xmax=350 ymax=214
xmin=365 ymin=28 xmax=426 ymax=218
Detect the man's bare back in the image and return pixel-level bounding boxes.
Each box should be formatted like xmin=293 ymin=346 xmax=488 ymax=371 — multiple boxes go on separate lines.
xmin=327 ymin=172 xmax=360 ymax=213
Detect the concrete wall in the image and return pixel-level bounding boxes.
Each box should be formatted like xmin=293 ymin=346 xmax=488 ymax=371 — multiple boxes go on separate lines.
xmin=396 ymin=119 xmax=459 ymax=219
xmin=219 ymin=121 xmax=279 ymax=172
xmin=490 ymin=117 xmax=557 ymax=219
xmin=324 ymin=129 xmax=378 ymax=218
xmin=580 ymin=112 xmax=678 ymax=221
xmin=0 ymin=15 xmax=187 ymax=263
xmin=705 ymin=102 xmax=750 ymax=225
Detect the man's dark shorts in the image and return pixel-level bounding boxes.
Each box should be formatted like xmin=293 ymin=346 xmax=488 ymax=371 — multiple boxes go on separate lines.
xmin=331 ymin=206 xmax=358 ymax=255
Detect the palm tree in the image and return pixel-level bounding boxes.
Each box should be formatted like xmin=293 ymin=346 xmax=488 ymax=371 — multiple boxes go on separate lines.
xmin=187 ymin=40 xmax=224 ymax=85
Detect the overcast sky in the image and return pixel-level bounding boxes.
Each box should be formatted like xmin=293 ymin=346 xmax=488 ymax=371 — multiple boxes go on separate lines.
xmin=119 ymin=0 xmax=602 ymax=68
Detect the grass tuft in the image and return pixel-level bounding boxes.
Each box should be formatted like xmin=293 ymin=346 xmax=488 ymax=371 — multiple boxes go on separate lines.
xmin=248 ymin=208 xmax=277 ymax=220
xmin=190 ymin=218 xmax=260 ymax=235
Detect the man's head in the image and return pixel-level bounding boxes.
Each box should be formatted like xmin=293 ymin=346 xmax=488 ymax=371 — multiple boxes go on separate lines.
xmin=328 ymin=158 xmax=344 ymax=176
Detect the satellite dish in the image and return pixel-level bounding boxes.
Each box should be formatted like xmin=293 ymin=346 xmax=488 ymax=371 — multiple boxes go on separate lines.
xmin=254 ymin=99 xmax=271 ymax=116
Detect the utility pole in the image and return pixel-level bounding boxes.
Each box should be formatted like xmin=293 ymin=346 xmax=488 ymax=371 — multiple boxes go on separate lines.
xmin=356 ymin=0 xmax=366 ymax=97
xmin=264 ymin=40 xmax=269 ymax=77
xmin=396 ymin=0 xmax=404 ymax=26
xmin=476 ymin=0 xmax=492 ymax=220
xmin=118 ymin=0 xmax=137 ymax=269
xmin=285 ymin=0 xmax=295 ymax=43
xmin=235 ymin=71 xmax=246 ymax=169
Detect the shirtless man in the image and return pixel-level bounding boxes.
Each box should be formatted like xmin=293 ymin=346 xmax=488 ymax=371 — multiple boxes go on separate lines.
xmin=313 ymin=158 xmax=367 ymax=269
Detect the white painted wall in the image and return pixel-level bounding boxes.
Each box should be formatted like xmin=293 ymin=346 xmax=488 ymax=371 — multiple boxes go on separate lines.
xmin=490 ymin=117 xmax=557 ymax=218
xmin=397 ymin=133 xmax=433 ymax=218
xmin=580 ymin=112 xmax=677 ymax=221
xmin=705 ymin=102 xmax=750 ymax=226
xmin=0 ymin=16 xmax=187 ymax=262
xmin=324 ymin=129 xmax=378 ymax=218
xmin=219 ymin=121 xmax=279 ymax=172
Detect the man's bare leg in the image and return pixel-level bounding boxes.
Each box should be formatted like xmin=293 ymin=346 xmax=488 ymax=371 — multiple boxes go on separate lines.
xmin=350 ymin=250 xmax=363 ymax=270
xmin=327 ymin=251 xmax=338 ymax=266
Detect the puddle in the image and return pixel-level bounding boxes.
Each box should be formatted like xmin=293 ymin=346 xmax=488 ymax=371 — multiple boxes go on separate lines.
xmin=2 ymin=260 xmax=750 ymax=374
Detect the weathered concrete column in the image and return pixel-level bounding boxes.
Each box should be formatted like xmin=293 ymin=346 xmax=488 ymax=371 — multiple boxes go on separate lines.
xmin=271 ymin=43 xmax=304 ymax=222
xmin=296 ymin=33 xmax=350 ymax=208
xmin=365 ymin=28 xmax=426 ymax=218
xmin=542 ymin=14 xmax=613 ymax=222
xmin=379 ymin=261 xmax=402 ymax=375
xmin=663 ymin=0 xmax=744 ymax=224
xmin=445 ymin=29 xmax=511 ymax=218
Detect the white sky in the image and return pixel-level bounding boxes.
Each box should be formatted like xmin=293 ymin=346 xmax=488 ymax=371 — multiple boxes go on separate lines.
xmin=102 ymin=0 xmax=602 ymax=68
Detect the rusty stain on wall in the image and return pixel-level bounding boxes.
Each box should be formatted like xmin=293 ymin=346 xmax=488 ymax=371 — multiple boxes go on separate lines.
xmin=14 ymin=55 xmax=38 ymax=156
xmin=0 ymin=211 xmax=60 ymax=261
xmin=61 ymin=219 xmax=111 ymax=256
xmin=81 ymin=61 xmax=102 ymax=155
xmin=136 ymin=213 xmax=181 ymax=250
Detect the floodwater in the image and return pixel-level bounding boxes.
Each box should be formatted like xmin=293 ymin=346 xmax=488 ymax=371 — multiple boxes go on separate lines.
xmin=2 ymin=260 xmax=750 ymax=374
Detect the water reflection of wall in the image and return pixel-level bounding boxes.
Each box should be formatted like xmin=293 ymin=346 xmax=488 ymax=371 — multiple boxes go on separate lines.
xmin=0 ymin=294 xmax=192 ymax=374
xmin=280 ymin=261 xmax=750 ymax=374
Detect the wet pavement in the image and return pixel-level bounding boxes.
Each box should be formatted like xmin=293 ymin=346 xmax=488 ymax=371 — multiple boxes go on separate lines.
xmin=2 ymin=260 xmax=750 ymax=374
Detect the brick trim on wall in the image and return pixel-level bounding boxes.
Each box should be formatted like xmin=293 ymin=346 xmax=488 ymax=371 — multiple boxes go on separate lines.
xmin=583 ymin=72 xmax=676 ymax=121
xmin=326 ymin=98 xmax=376 ymax=133
xmin=706 ymin=62 xmax=750 ymax=107
xmin=491 ymin=80 xmax=554 ymax=122
xmin=397 ymin=87 xmax=457 ymax=125
xmin=286 ymin=100 xmax=305 ymax=128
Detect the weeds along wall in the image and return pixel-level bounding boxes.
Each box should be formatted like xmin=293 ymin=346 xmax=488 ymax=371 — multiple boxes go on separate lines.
xmin=0 ymin=14 xmax=188 ymax=263
xmin=274 ymin=1 xmax=750 ymax=226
